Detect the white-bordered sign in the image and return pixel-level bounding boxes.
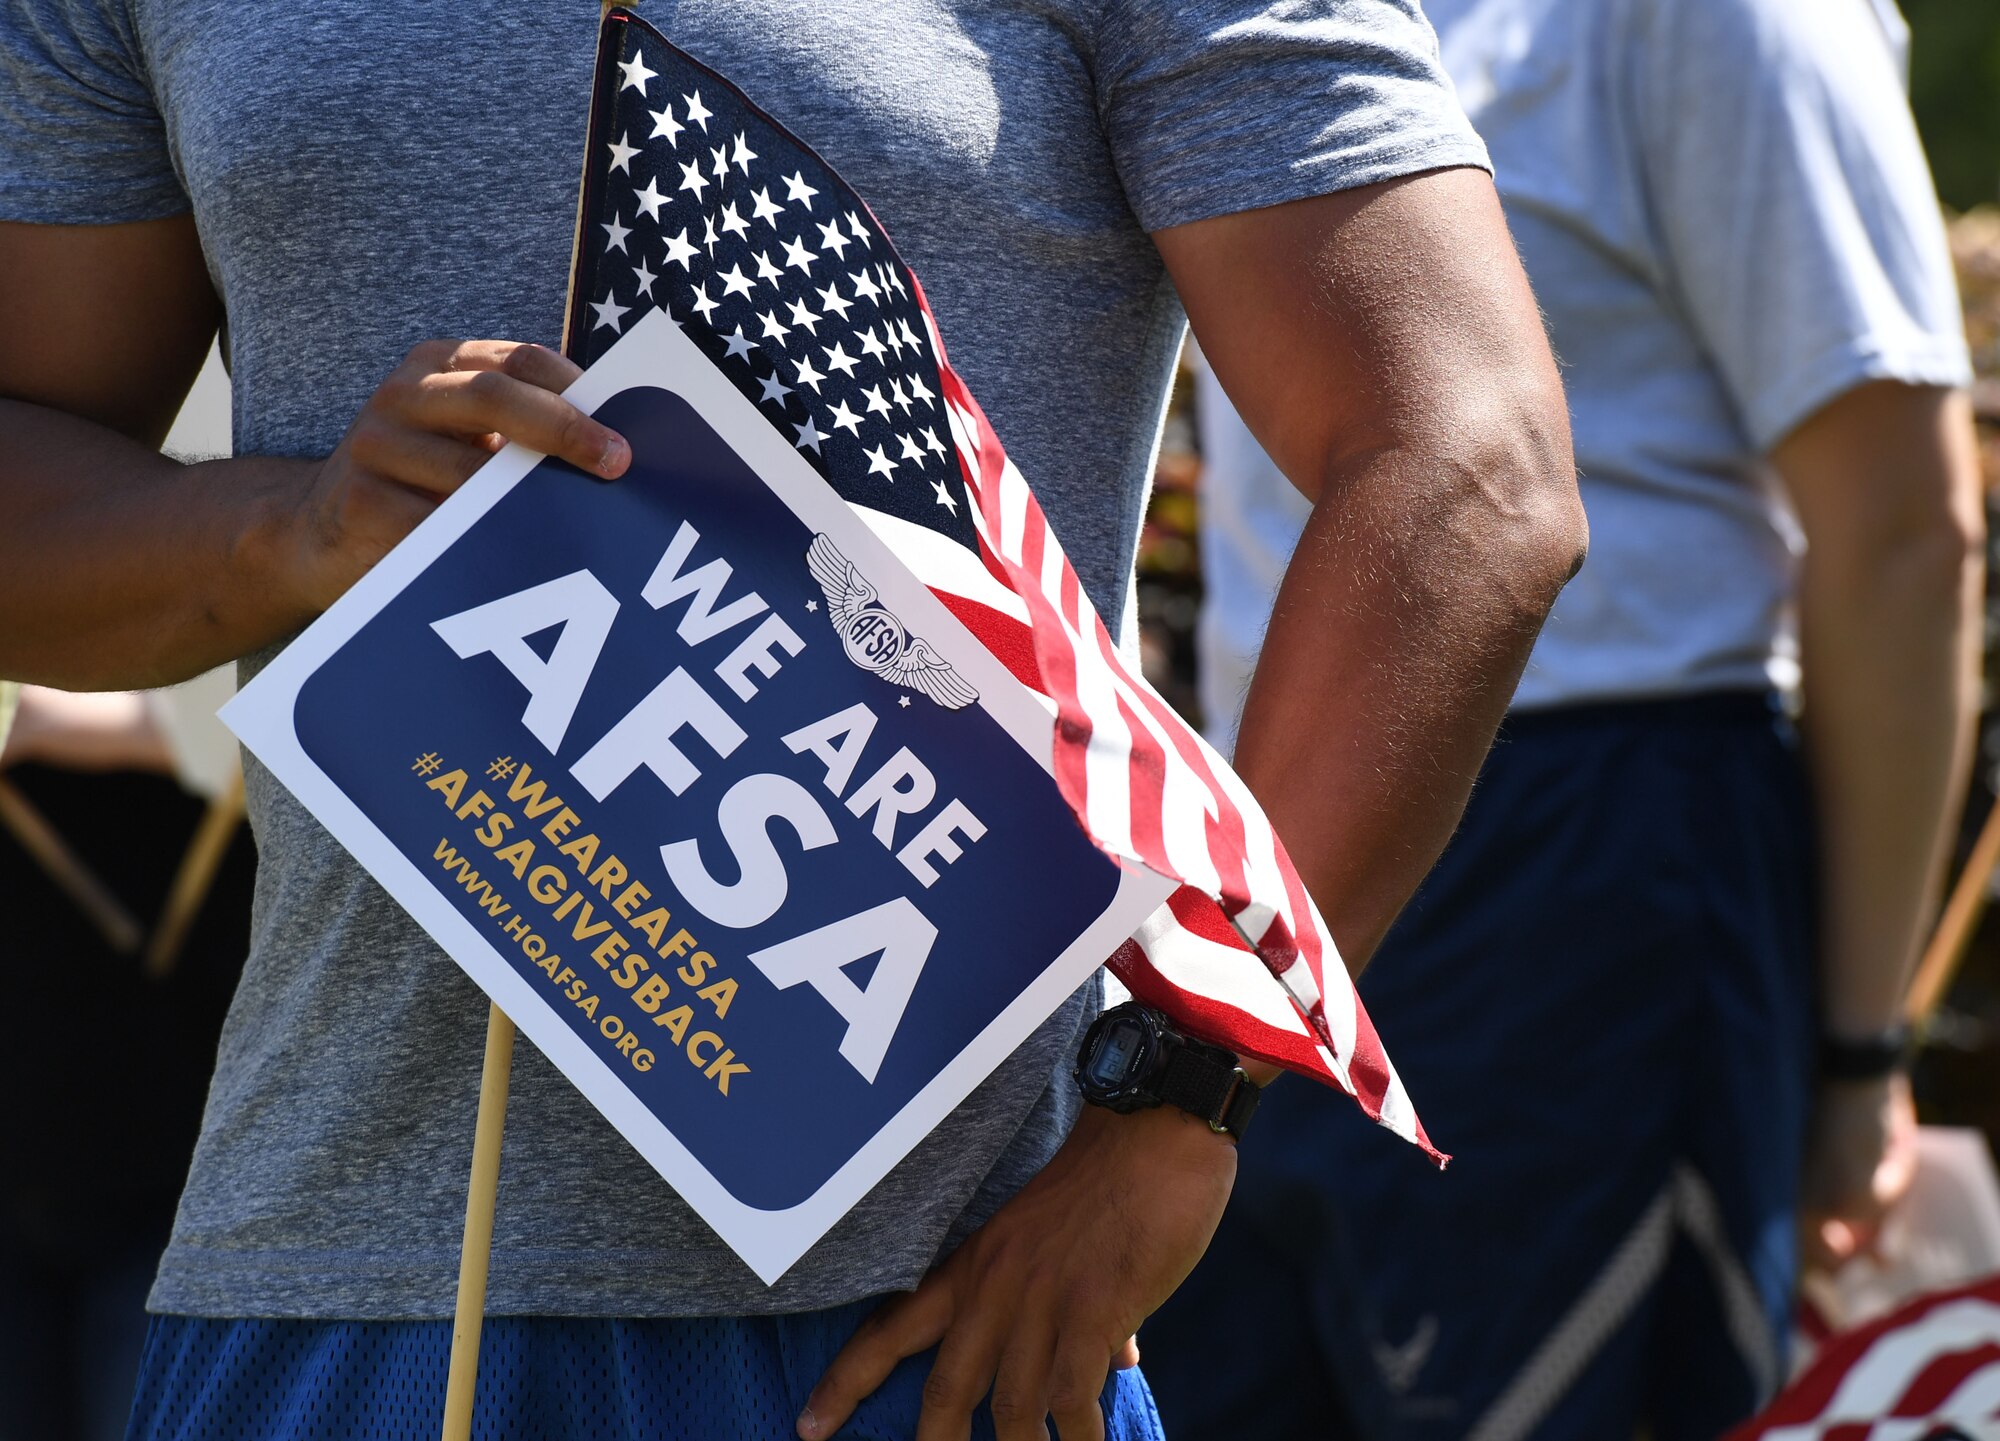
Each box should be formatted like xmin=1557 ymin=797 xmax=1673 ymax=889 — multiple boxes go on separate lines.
xmin=224 ymin=310 xmax=1171 ymax=1283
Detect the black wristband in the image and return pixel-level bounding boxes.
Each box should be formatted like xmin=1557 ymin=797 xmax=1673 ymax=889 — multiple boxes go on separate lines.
xmin=1156 ymin=1039 xmax=1259 ymax=1141
xmin=1819 ymin=1024 xmax=1915 ymax=1082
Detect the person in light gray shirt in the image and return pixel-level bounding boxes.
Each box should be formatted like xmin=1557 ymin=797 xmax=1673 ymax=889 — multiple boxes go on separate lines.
xmin=0 ymin=1 xmax=1585 ymax=1437
xmin=1146 ymin=1 xmax=1983 ymax=1438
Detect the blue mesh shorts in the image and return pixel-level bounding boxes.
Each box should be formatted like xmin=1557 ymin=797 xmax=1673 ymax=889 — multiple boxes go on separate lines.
xmin=124 ymin=1305 xmax=1166 ymax=1440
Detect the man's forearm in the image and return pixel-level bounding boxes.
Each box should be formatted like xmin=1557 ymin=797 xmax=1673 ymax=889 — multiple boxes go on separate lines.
xmin=1233 ymin=419 xmax=1582 ymax=973
xmin=1161 ymin=171 xmax=1583 ymax=973
xmin=1784 ymin=384 xmax=1985 ymax=1035
xmin=0 ymin=399 xmax=314 ymax=690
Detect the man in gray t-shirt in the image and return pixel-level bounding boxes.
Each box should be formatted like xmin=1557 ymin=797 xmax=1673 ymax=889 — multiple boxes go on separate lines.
xmin=0 ymin=2 xmax=1583 ymax=1436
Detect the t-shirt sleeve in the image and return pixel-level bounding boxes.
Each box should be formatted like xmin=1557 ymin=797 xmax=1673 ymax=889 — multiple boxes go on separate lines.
xmin=0 ymin=0 xmax=186 ymax=223
xmin=1630 ymin=0 xmax=1971 ymax=451
xmin=1092 ymin=0 xmax=1491 ymax=233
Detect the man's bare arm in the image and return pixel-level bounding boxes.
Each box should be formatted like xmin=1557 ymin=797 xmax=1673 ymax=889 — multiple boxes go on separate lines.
xmin=0 ymin=217 xmax=630 ymax=690
xmin=1163 ymin=167 xmax=1585 ymax=966
xmin=800 ymin=167 xmax=1582 ymax=1441
xmin=1778 ymin=381 xmax=1985 ymax=1265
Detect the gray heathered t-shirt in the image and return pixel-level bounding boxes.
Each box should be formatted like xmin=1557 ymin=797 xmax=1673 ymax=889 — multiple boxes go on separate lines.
xmin=0 ymin=0 xmax=1484 ymax=1318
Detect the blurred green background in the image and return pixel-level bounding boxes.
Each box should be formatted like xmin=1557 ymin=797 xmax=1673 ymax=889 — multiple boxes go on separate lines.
xmin=1907 ymin=0 xmax=2000 ymax=209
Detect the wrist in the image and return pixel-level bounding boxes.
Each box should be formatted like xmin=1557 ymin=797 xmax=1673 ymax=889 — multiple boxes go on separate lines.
xmin=222 ymin=455 xmax=326 ymax=627
xmin=1072 ymin=1093 xmax=1240 ymax=1166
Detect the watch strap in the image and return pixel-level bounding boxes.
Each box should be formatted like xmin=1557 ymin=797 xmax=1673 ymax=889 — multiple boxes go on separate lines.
xmin=1819 ymin=1024 xmax=1915 ymax=1081
xmin=1157 ymin=1037 xmax=1259 ymax=1141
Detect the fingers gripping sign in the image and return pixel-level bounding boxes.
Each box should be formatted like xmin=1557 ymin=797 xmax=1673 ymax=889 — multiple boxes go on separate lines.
xmin=796 ymin=1105 xmax=1237 ymax=1441
xmin=291 ymin=339 xmax=631 ymax=616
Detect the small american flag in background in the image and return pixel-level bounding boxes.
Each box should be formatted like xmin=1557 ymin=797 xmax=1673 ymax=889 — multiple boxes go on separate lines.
xmin=1728 ymin=1278 xmax=2000 ymax=1440
xmin=564 ymin=6 xmax=1440 ymax=1162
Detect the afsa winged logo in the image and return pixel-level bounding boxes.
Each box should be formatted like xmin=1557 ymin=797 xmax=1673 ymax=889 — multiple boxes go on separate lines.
xmin=806 ymin=535 xmax=979 ymax=711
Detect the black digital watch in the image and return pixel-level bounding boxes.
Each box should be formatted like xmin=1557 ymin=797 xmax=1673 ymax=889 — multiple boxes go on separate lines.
xmin=1075 ymin=1002 xmax=1260 ymax=1142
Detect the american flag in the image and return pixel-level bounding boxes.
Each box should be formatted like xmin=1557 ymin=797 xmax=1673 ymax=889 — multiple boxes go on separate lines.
xmin=1728 ymin=1278 xmax=2000 ymax=1441
xmin=563 ymin=7 xmax=1439 ymax=1162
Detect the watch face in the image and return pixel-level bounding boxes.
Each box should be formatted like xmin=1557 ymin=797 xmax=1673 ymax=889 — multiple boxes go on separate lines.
xmin=1084 ymin=1014 xmax=1151 ymax=1092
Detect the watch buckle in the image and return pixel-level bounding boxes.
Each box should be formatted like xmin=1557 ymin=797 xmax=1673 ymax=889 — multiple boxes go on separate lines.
xmin=1209 ymin=1067 xmax=1250 ymax=1134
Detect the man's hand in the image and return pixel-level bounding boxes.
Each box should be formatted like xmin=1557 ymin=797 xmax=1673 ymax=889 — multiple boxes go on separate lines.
xmin=0 ymin=218 xmax=637 ymax=689
xmin=798 ymin=1104 xmax=1236 ymax=1441
xmin=285 ymin=339 xmax=630 ymax=615
xmin=1800 ymin=1071 xmax=1920 ymax=1270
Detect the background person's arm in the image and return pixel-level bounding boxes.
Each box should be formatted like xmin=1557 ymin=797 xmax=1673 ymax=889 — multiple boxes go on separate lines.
xmin=0 ymin=685 xmax=175 ymax=773
xmin=799 ymin=166 xmax=1584 ymax=1441
xmin=1776 ymin=381 xmax=1985 ymax=1267
xmin=0 ymin=216 xmax=630 ymax=691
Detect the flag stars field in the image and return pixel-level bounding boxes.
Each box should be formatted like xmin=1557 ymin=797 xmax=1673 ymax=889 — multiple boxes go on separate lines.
xmin=575 ymin=44 xmax=970 ymax=516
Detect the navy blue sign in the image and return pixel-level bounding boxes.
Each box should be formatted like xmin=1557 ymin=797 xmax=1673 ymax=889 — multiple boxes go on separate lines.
xmin=287 ymin=386 xmax=1123 ymax=1214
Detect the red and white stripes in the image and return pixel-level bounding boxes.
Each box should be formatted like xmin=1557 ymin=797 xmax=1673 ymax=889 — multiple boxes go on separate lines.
xmin=897 ymin=283 xmax=1438 ymax=1163
xmin=1730 ymin=1279 xmax=2000 ymax=1439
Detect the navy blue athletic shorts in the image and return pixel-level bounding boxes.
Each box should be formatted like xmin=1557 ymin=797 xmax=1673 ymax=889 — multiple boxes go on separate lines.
xmin=1143 ymin=692 xmax=1817 ymax=1441
xmin=124 ymin=1304 xmax=1166 ymax=1440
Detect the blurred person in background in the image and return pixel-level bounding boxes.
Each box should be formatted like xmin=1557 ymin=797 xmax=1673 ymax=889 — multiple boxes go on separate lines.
xmin=0 ymin=685 xmax=251 ymax=1441
xmin=1144 ymin=1 xmax=1985 ymax=1438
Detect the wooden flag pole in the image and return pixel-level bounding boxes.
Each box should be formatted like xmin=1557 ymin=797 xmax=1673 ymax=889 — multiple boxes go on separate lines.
xmin=1907 ymin=798 xmax=2000 ymax=1025
xmin=144 ymin=769 xmax=247 ymax=980
xmin=440 ymin=1004 xmax=517 ymax=1441
xmin=441 ymin=8 xmax=619 ymax=1436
